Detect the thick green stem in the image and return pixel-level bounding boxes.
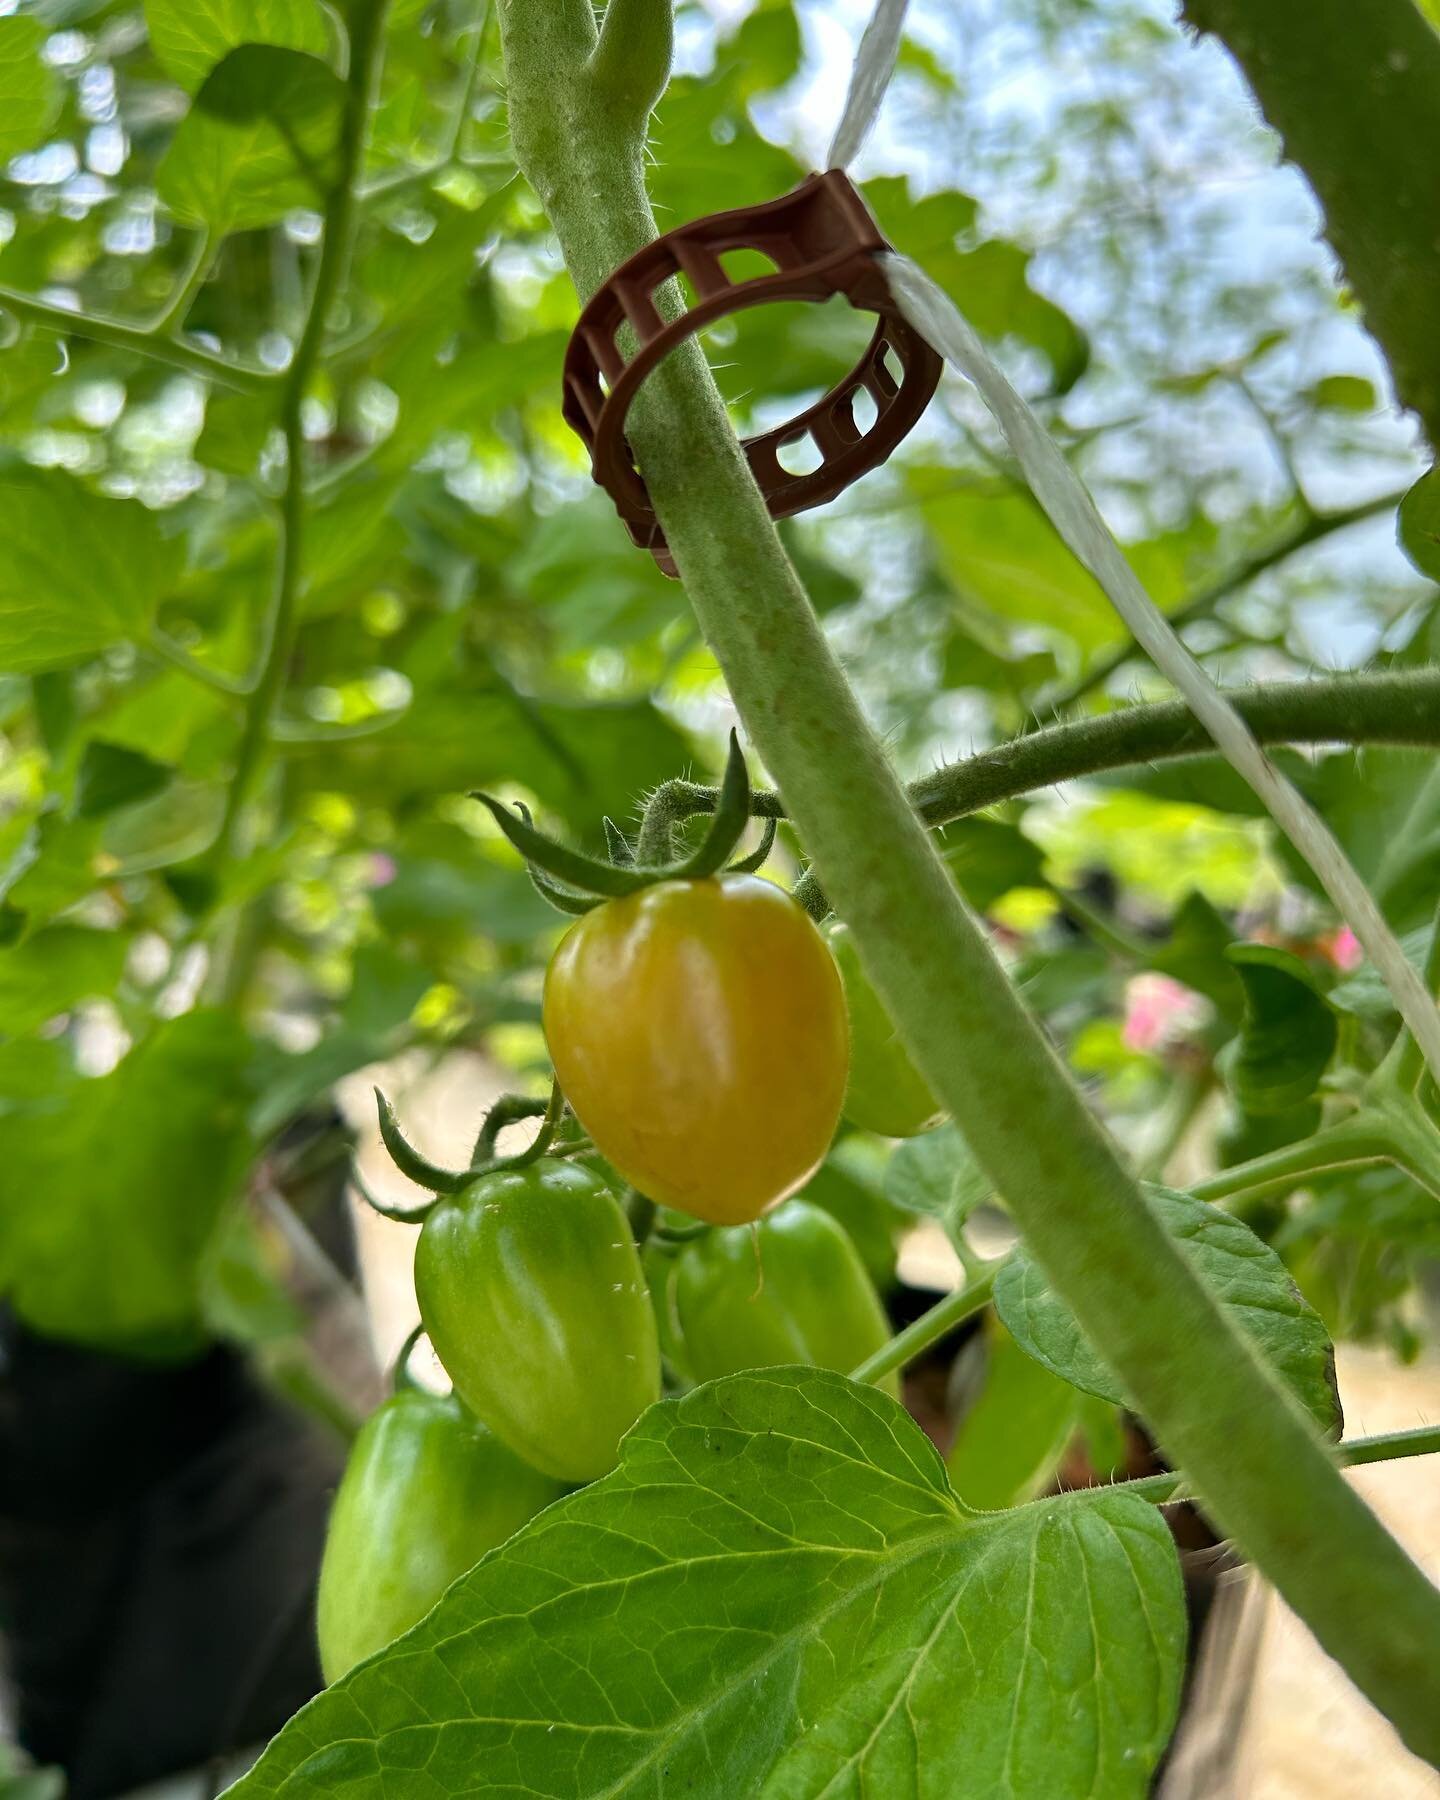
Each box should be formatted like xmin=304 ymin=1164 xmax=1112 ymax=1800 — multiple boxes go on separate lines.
xmin=682 ymin=667 xmax=1440 ymax=917
xmin=649 ymin=668 xmax=1440 ymax=914
xmin=211 ymin=0 xmax=391 ymax=864
xmin=499 ymin=0 xmax=1440 ymax=1758
xmin=1183 ymin=0 xmax=1440 ymax=448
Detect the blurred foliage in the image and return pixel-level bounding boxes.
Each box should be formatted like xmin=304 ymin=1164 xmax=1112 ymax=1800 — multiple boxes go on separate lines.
xmin=0 ymin=0 xmax=1435 ymax=1381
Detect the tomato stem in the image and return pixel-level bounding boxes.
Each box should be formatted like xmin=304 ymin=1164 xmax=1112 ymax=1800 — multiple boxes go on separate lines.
xmin=470 ymin=1094 xmax=551 ymax=1168
xmin=850 ymin=1264 xmax=999 ymax=1388
xmin=500 ymin=0 xmax=1440 ymax=1757
xmin=351 ymin=1160 xmax=440 ymax=1225
xmin=391 ymin=1321 xmax=427 ymax=1394
xmin=641 ymin=668 xmax=1440 ymax=917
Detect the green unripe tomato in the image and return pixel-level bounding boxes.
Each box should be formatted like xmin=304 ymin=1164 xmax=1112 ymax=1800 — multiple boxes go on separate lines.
xmin=315 ymin=1386 xmax=562 ymax=1684
xmin=415 ymin=1158 xmax=660 ymax=1483
xmin=825 ymin=919 xmax=947 ymax=1137
xmin=673 ymin=1200 xmax=899 ymax=1399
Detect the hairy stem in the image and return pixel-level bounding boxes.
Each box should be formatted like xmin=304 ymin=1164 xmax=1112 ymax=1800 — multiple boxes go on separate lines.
xmin=500 ymin=0 xmax=1440 ymax=1759
xmin=643 ymin=668 xmax=1440 ymax=917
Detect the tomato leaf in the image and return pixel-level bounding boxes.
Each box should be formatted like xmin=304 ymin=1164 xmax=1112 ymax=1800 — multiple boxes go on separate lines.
xmin=0 ymin=1011 xmax=258 ymax=1352
xmin=0 ymin=16 xmax=62 ymax=160
xmin=1399 ymin=465 xmax=1440 ymax=582
xmin=73 ymin=740 xmax=174 ymax=820
xmin=0 ymin=927 xmax=127 ymax=1036
xmin=884 ymin=1121 xmax=991 ymax=1248
xmin=226 ymin=1368 xmax=1185 ymax=1799
xmin=1224 ymin=943 xmax=1337 ymax=1115
xmin=934 ymin=814 xmax=1045 ymax=911
xmin=157 ymin=45 xmax=346 ymax=235
xmin=144 ymin=0 xmax=334 ymax=91
xmin=0 ymin=471 xmax=181 ymax=674
xmin=995 ymin=1185 xmax=1342 ymax=1433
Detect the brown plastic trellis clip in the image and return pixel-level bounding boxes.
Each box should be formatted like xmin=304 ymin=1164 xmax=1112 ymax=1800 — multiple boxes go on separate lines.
xmin=561 ymin=169 xmax=943 ymax=577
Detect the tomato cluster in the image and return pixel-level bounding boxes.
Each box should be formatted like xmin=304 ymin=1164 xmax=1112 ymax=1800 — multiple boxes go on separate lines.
xmin=318 ymin=872 xmax=948 ymax=1681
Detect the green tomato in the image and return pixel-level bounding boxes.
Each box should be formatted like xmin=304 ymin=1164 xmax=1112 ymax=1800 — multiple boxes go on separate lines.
xmin=415 ymin=1158 xmax=660 ymax=1483
xmin=315 ymin=1386 xmax=562 ymax=1684
xmin=674 ymin=1200 xmax=899 ymax=1399
xmin=826 ymin=919 xmax=947 ymax=1138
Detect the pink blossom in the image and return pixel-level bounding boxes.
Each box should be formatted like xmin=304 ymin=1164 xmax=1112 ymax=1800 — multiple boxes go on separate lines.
xmin=1122 ymin=973 xmax=1208 ymax=1053
xmin=1320 ymin=925 xmax=1362 ymax=972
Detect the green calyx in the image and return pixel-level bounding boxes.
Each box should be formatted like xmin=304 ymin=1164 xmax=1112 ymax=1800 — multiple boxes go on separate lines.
xmin=473 ymin=731 xmax=775 ymax=916
xmin=362 ymin=1080 xmax=573 ymax=1224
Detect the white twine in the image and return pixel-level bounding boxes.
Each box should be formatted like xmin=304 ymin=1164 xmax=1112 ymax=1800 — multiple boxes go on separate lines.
xmin=881 ymin=249 xmax=1440 ymax=1083
xmin=826 ymin=0 xmax=910 ymax=170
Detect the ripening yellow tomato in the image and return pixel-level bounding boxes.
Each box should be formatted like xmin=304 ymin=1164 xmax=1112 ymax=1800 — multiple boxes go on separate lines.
xmin=542 ymin=874 xmax=848 ymax=1225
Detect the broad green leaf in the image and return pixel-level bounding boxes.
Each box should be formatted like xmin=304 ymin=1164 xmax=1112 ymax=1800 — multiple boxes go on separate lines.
xmin=0 ymin=1037 xmax=71 ymax=1113
xmin=290 ymin=685 xmax=693 ymax=835
xmin=0 ymin=17 xmax=62 ymax=160
xmin=0 ymin=812 xmax=102 ymax=930
xmin=1398 ymin=464 xmax=1440 ymax=582
xmin=73 ymin=740 xmax=173 ymax=819
xmin=157 ymin=46 xmax=345 ymax=235
xmin=996 ymin=1185 xmax=1341 ymax=1433
xmin=370 ymin=837 xmax=555 ymax=948
xmin=227 ymin=1369 xmax=1185 ymax=1800
xmin=947 ymin=1318 xmax=1081 ymax=1510
xmin=145 ymin=0 xmax=332 ymax=91
xmin=914 ymin=478 xmax=1116 ymax=652
xmin=941 ymin=617 xmax=1057 ymax=700
xmin=1224 ymin=943 xmax=1337 ymax=1114
xmin=884 ymin=1122 xmax=991 ymax=1247
xmin=0 ymin=926 xmax=127 ymax=1035
xmin=1217 ymin=1098 xmax=1323 ymax=1174
xmin=729 ymin=0 xmax=803 ymax=94
xmin=0 ymin=1011 xmax=257 ymax=1352
xmin=0 ymin=471 xmax=181 ymax=674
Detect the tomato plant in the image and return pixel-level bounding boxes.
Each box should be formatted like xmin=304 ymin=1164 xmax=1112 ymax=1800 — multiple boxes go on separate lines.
xmin=1 ymin=0 xmax=1439 ymax=1793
